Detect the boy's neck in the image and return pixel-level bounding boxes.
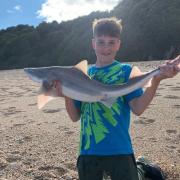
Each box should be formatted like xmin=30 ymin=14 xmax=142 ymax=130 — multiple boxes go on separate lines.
xmin=95 ymin=59 xmax=115 ymax=68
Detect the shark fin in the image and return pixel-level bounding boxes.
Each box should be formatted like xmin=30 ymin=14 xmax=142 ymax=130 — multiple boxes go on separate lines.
xmin=37 ymin=86 xmax=59 ymax=109
xmin=130 ymin=66 xmax=143 ymax=78
xmin=143 ymin=78 xmax=152 ymax=88
xmin=38 ymin=94 xmax=55 ymax=109
xmin=100 ymin=97 xmax=117 ymax=108
xmin=74 ymin=60 xmax=88 ymax=75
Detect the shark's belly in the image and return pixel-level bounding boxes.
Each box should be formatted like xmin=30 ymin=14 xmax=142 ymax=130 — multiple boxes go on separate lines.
xmin=62 ymin=86 xmax=103 ymax=102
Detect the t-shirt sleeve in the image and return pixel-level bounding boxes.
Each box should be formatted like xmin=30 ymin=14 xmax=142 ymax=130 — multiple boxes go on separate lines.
xmin=122 ymin=64 xmax=144 ymax=102
xmin=124 ymin=88 xmax=143 ymax=102
xmin=73 ymin=100 xmax=81 ymax=108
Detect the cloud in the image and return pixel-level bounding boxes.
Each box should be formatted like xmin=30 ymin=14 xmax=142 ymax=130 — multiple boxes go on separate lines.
xmin=14 ymin=5 xmax=22 ymax=11
xmin=37 ymin=0 xmax=119 ymax=23
xmin=6 ymin=10 xmax=14 ymax=14
xmin=7 ymin=5 xmax=22 ymax=14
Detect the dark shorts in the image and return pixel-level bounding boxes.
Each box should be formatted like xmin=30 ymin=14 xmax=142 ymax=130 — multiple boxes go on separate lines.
xmin=77 ymin=154 xmax=139 ymax=180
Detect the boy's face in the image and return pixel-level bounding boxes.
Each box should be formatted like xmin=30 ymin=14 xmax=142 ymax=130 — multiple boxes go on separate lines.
xmin=92 ymin=35 xmax=120 ymax=65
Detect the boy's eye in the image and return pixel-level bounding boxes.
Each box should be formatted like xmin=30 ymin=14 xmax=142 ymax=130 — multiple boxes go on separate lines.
xmin=97 ymin=41 xmax=105 ymax=46
xmin=96 ymin=41 xmax=116 ymax=47
xmin=109 ymin=41 xmax=116 ymax=45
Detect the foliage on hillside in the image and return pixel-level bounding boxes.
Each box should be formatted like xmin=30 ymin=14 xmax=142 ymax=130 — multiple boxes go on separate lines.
xmin=0 ymin=0 xmax=180 ymax=69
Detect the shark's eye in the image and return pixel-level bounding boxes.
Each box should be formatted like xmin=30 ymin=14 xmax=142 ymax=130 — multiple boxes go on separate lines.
xmin=43 ymin=80 xmax=51 ymax=90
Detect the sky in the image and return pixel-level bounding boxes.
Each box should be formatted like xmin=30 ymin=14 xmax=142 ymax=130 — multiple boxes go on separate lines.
xmin=0 ymin=0 xmax=120 ymax=30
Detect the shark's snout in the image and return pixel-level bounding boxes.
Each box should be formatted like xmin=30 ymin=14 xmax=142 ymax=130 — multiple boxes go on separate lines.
xmin=24 ymin=68 xmax=33 ymax=75
xmin=24 ymin=68 xmax=43 ymax=83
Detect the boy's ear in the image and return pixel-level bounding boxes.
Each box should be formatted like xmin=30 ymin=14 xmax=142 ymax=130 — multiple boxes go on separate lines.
xmin=116 ymin=39 xmax=121 ymax=50
xmin=92 ymin=38 xmax=95 ymax=49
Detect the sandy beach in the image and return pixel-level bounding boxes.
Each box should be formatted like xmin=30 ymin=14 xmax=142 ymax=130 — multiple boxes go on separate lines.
xmin=0 ymin=61 xmax=179 ymax=180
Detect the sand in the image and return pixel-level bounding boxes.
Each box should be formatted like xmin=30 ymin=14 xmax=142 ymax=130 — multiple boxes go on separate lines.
xmin=0 ymin=61 xmax=179 ymax=180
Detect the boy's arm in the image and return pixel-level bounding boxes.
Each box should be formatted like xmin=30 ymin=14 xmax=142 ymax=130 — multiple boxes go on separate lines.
xmin=129 ymin=57 xmax=180 ymax=116
xmin=64 ymin=97 xmax=81 ymax=122
xmin=129 ymin=77 xmax=160 ymax=116
xmin=54 ymin=81 xmax=81 ymax=122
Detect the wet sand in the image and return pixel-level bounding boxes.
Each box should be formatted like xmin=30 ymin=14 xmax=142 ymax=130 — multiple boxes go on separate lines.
xmin=0 ymin=61 xmax=179 ymax=180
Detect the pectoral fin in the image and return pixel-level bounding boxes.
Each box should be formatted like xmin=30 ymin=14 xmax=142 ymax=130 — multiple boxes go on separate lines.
xmin=143 ymin=78 xmax=152 ymax=88
xmin=37 ymin=86 xmax=59 ymax=109
xmin=38 ymin=94 xmax=55 ymax=109
xmin=100 ymin=97 xmax=117 ymax=108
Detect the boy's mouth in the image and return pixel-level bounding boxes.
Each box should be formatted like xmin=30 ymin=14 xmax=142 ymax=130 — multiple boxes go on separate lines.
xmin=101 ymin=53 xmax=111 ymax=56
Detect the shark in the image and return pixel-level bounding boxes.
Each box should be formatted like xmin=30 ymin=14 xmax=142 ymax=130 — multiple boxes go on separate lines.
xmin=24 ymin=60 xmax=161 ymax=109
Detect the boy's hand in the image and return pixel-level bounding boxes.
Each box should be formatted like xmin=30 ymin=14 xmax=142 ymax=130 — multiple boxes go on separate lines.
xmin=154 ymin=55 xmax=180 ymax=82
xmin=53 ymin=80 xmax=65 ymax=97
xmin=166 ymin=55 xmax=180 ymax=71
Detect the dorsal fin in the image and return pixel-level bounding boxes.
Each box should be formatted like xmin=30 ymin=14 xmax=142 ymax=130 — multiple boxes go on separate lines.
xmin=74 ymin=60 xmax=88 ymax=75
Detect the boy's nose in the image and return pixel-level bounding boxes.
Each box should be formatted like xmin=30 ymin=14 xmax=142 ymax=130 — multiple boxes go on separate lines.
xmin=101 ymin=44 xmax=112 ymax=50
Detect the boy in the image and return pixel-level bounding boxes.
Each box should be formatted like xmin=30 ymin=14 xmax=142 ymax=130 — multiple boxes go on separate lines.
xmin=55 ymin=17 xmax=180 ymax=180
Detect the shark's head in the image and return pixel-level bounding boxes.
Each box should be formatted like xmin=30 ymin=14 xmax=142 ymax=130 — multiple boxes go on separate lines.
xmin=24 ymin=67 xmax=52 ymax=83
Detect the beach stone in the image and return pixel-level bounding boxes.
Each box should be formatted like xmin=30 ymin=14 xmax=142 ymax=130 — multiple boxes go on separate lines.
xmin=6 ymin=154 xmax=22 ymax=163
xmin=0 ymin=157 xmax=8 ymax=169
xmin=15 ymin=138 xmax=24 ymax=144
xmin=0 ymin=151 xmax=8 ymax=169
xmin=34 ymin=174 xmax=44 ymax=180
xmin=8 ymin=162 xmax=21 ymax=170
xmin=43 ymin=171 xmax=57 ymax=178
xmin=0 ymin=150 xmax=7 ymax=159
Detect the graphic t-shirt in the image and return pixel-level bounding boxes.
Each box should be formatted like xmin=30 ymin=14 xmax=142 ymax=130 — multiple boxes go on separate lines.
xmin=75 ymin=60 xmax=143 ymax=155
